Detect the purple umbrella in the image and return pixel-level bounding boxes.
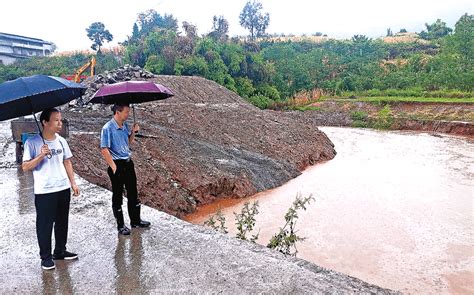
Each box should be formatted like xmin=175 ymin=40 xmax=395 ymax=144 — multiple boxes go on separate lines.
xmin=89 ymin=81 xmax=173 ymax=135
xmin=89 ymin=81 xmax=173 ymax=105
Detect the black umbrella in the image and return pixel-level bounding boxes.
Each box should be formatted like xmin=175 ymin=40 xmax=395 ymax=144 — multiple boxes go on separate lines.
xmin=0 ymin=75 xmax=86 ymax=152
xmin=89 ymin=81 xmax=173 ymax=136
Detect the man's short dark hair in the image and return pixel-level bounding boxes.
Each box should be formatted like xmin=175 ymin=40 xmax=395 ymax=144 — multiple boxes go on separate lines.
xmin=39 ymin=108 xmax=60 ymax=126
xmin=111 ymin=103 xmax=129 ymax=115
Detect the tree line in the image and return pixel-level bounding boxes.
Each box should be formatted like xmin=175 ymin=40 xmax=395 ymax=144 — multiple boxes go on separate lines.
xmin=0 ymin=1 xmax=472 ymax=109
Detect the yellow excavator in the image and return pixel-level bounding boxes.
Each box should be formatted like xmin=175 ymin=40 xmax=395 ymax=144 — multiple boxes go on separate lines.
xmin=64 ymin=56 xmax=96 ymax=82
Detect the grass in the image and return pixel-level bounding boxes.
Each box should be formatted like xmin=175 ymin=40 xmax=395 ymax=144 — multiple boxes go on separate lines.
xmin=327 ymin=96 xmax=474 ymax=104
xmin=289 ymin=105 xmax=321 ymax=111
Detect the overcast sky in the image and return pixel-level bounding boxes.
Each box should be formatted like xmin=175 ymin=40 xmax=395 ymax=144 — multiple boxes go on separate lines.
xmin=1 ymin=0 xmax=472 ymax=52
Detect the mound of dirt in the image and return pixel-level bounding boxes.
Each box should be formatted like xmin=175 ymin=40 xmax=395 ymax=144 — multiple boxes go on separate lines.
xmin=63 ymin=67 xmax=336 ymax=217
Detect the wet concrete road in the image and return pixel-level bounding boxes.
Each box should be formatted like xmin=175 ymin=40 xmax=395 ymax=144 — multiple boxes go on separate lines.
xmin=186 ymin=127 xmax=474 ymax=294
xmin=0 ymin=121 xmax=395 ymax=293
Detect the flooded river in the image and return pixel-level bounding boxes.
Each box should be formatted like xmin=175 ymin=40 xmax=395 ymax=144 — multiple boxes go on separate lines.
xmin=185 ymin=127 xmax=474 ymax=294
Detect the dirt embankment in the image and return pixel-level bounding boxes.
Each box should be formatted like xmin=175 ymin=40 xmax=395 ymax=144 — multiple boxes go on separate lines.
xmin=63 ymin=71 xmax=336 ymax=217
xmin=305 ymin=100 xmax=474 ymax=136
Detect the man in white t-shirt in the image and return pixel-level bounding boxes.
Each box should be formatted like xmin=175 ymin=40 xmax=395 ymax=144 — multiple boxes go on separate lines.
xmin=22 ymin=108 xmax=80 ymax=270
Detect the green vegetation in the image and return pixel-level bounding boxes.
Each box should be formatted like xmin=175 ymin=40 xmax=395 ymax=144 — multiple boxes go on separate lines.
xmin=203 ymin=208 xmax=228 ymax=234
xmin=0 ymin=6 xmax=472 ymax=109
xmin=290 ymin=105 xmax=321 ymax=112
xmin=341 ymin=88 xmax=473 ymax=99
xmin=245 ymin=95 xmax=273 ymax=109
xmin=350 ymin=110 xmax=369 ymax=121
xmin=334 ymin=96 xmax=474 ymax=104
xmin=267 ymin=194 xmax=314 ymax=256
xmin=350 ymin=110 xmax=369 ymax=128
xmin=234 ymin=201 xmax=260 ymax=242
xmin=373 ymin=105 xmax=394 ymax=129
xmin=0 ymin=52 xmax=121 ymax=81
xmin=204 ymin=194 xmax=314 ymax=257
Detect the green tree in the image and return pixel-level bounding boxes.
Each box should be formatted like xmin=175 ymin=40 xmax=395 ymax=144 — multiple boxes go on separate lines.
xmin=239 ymin=0 xmax=270 ymax=40
xmin=208 ymin=15 xmax=229 ymax=41
xmin=235 ymin=77 xmax=255 ymax=98
xmin=144 ymin=55 xmax=166 ymax=74
xmin=86 ymin=22 xmax=113 ymax=53
xmin=131 ymin=23 xmax=140 ymax=42
xmin=419 ymin=18 xmax=453 ymax=40
xmin=136 ymin=9 xmax=178 ymax=37
xmin=174 ymin=56 xmax=209 ymax=76
xmin=450 ymin=13 xmax=473 ymax=68
xmin=351 ymin=35 xmax=370 ymax=43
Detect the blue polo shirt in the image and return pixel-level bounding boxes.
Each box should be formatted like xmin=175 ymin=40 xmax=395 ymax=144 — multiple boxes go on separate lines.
xmin=100 ymin=118 xmax=131 ymax=160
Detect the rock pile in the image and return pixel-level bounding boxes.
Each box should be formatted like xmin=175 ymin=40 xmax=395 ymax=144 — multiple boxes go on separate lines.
xmin=69 ymin=65 xmax=156 ymax=108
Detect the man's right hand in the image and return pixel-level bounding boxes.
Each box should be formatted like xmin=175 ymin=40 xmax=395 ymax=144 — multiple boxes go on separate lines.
xmin=111 ymin=164 xmax=117 ymax=174
xmin=40 ymin=144 xmax=51 ymax=157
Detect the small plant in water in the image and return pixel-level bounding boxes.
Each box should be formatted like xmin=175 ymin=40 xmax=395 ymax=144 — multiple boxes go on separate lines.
xmin=203 ymin=194 xmax=313 ymax=257
xmin=203 ymin=208 xmax=228 ymax=234
xmin=267 ymin=194 xmax=315 ymax=256
xmin=234 ymin=201 xmax=260 ymax=242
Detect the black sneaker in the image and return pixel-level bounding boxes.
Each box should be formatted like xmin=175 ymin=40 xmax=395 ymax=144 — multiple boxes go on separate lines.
xmin=118 ymin=226 xmax=131 ymax=235
xmin=53 ymin=251 xmax=78 ymax=260
xmin=41 ymin=258 xmax=55 ymax=270
xmin=131 ymin=220 xmax=151 ymax=228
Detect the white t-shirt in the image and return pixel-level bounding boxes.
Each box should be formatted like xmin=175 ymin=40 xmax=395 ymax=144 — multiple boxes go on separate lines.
xmin=23 ymin=134 xmax=73 ymax=195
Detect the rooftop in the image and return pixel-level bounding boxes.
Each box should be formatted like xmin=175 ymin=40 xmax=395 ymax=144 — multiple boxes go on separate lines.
xmin=0 ymin=32 xmax=53 ymax=45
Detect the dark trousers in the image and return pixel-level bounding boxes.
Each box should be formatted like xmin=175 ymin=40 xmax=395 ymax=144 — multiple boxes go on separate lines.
xmin=34 ymin=188 xmax=71 ymax=261
xmin=107 ymin=159 xmax=141 ymax=227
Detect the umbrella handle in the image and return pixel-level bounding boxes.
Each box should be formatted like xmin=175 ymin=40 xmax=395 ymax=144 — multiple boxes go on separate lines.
xmin=132 ymin=104 xmax=139 ymax=135
xmin=132 ymin=104 xmax=136 ymax=124
xmin=33 ymin=113 xmax=52 ymax=159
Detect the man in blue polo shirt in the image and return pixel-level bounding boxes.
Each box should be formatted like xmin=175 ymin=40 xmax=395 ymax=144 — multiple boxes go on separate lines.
xmin=100 ymin=103 xmax=151 ymax=235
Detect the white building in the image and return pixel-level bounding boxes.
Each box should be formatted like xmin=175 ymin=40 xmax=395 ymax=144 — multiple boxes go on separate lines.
xmin=0 ymin=33 xmax=54 ymax=65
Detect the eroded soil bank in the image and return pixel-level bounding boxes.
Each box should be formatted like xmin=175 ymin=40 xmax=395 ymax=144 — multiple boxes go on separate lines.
xmin=303 ymin=100 xmax=474 ymax=136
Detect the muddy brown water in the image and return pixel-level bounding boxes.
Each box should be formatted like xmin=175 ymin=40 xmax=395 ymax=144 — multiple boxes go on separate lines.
xmin=185 ymin=127 xmax=474 ymax=294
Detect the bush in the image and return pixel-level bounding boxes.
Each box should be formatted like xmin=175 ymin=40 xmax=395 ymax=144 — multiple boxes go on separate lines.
xmin=256 ymin=84 xmax=281 ymax=101
xmin=352 ymin=120 xmax=369 ymax=128
xmin=204 ymin=194 xmax=314 ymax=257
xmin=350 ymin=110 xmax=368 ymax=121
xmin=374 ymin=105 xmax=394 ymax=129
xmin=246 ymin=95 xmax=273 ymax=109
xmin=267 ymin=194 xmax=314 ymax=256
